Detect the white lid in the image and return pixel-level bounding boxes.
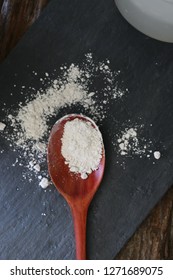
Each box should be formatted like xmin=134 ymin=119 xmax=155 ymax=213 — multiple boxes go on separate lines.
xmin=115 ymin=0 xmax=173 ymax=42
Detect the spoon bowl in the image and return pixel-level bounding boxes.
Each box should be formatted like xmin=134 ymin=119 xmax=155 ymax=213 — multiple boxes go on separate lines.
xmin=47 ymin=114 xmax=105 ymax=259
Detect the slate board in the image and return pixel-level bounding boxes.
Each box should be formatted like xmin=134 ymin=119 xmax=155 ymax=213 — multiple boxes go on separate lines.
xmin=1 ymin=0 xmax=173 ymax=260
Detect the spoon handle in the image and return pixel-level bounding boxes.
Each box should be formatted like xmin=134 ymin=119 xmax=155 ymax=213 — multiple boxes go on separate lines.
xmin=71 ymin=204 xmax=88 ymax=260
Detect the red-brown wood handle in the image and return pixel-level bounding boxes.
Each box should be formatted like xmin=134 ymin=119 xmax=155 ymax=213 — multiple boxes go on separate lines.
xmin=71 ymin=204 xmax=88 ymax=260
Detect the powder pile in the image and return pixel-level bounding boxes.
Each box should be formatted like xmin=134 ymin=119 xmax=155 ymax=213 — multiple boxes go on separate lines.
xmin=61 ymin=118 xmax=103 ymax=179
xmin=14 ymin=67 xmax=91 ymax=143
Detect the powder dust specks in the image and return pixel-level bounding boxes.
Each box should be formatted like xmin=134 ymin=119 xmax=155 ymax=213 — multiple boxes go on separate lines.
xmin=118 ymin=127 xmax=144 ymax=156
xmin=0 ymin=122 xmax=6 ymax=131
xmin=1 ymin=53 xmax=125 ymax=187
xmin=114 ymin=123 xmax=155 ymax=161
xmin=154 ymin=151 xmax=161 ymax=160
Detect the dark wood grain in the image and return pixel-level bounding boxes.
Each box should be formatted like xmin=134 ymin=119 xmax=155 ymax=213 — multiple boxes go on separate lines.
xmin=116 ymin=188 xmax=173 ymax=259
xmin=0 ymin=0 xmax=173 ymax=260
xmin=0 ymin=0 xmax=50 ymax=61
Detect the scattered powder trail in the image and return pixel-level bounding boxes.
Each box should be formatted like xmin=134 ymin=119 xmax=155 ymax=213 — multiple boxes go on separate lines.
xmin=1 ymin=53 xmax=125 ymax=187
xmin=0 ymin=53 xmax=160 ymax=188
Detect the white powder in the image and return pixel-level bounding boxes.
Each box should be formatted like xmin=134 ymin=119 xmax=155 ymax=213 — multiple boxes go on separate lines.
xmin=61 ymin=118 xmax=103 ymax=179
xmin=117 ymin=127 xmax=151 ymax=156
xmin=15 ymin=70 xmax=90 ymax=142
xmin=11 ymin=61 xmax=110 ymax=145
xmin=39 ymin=177 xmax=49 ymax=189
xmin=34 ymin=164 xmax=41 ymax=172
xmin=154 ymin=151 xmax=161 ymax=160
xmin=35 ymin=142 xmax=46 ymax=153
xmin=8 ymin=54 xmax=124 ymax=146
xmin=118 ymin=128 xmax=140 ymax=155
xmin=1 ymin=49 xmax=159 ymax=187
xmin=0 ymin=122 xmax=6 ymax=131
xmin=29 ymin=160 xmax=35 ymax=168
xmin=1 ymin=53 xmax=125 ymax=186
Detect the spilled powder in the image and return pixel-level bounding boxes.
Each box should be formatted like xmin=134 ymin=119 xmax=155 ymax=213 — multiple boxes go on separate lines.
xmin=118 ymin=127 xmax=145 ymax=156
xmin=0 ymin=53 xmax=160 ymax=188
xmin=116 ymin=124 xmax=162 ymax=164
xmin=1 ymin=53 xmax=125 ymax=187
xmin=154 ymin=151 xmax=161 ymax=160
xmin=39 ymin=177 xmax=50 ymax=189
xmin=9 ymin=54 xmax=123 ymax=146
xmin=0 ymin=122 xmax=6 ymax=131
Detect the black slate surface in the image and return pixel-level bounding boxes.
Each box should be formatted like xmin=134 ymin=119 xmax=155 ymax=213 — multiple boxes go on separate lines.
xmin=1 ymin=0 xmax=173 ymax=260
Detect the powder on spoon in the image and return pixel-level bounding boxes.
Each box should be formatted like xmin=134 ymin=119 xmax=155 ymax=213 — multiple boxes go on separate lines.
xmin=61 ymin=118 xmax=103 ymax=179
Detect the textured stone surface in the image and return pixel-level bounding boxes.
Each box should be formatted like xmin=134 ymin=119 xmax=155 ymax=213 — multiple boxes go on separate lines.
xmin=0 ymin=0 xmax=173 ymax=259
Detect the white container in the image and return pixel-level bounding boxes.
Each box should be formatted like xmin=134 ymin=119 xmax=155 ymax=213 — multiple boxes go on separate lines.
xmin=115 ymin=0 xmax=173 ymax=43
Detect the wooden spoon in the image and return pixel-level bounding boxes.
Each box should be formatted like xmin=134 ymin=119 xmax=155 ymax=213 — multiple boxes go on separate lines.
xmin=47 ymin=114 xmax=105 ymax=260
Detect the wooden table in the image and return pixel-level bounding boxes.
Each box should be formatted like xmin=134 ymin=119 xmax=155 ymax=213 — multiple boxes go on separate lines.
xmin=0 ymin=0 xmax=173 ymax=260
